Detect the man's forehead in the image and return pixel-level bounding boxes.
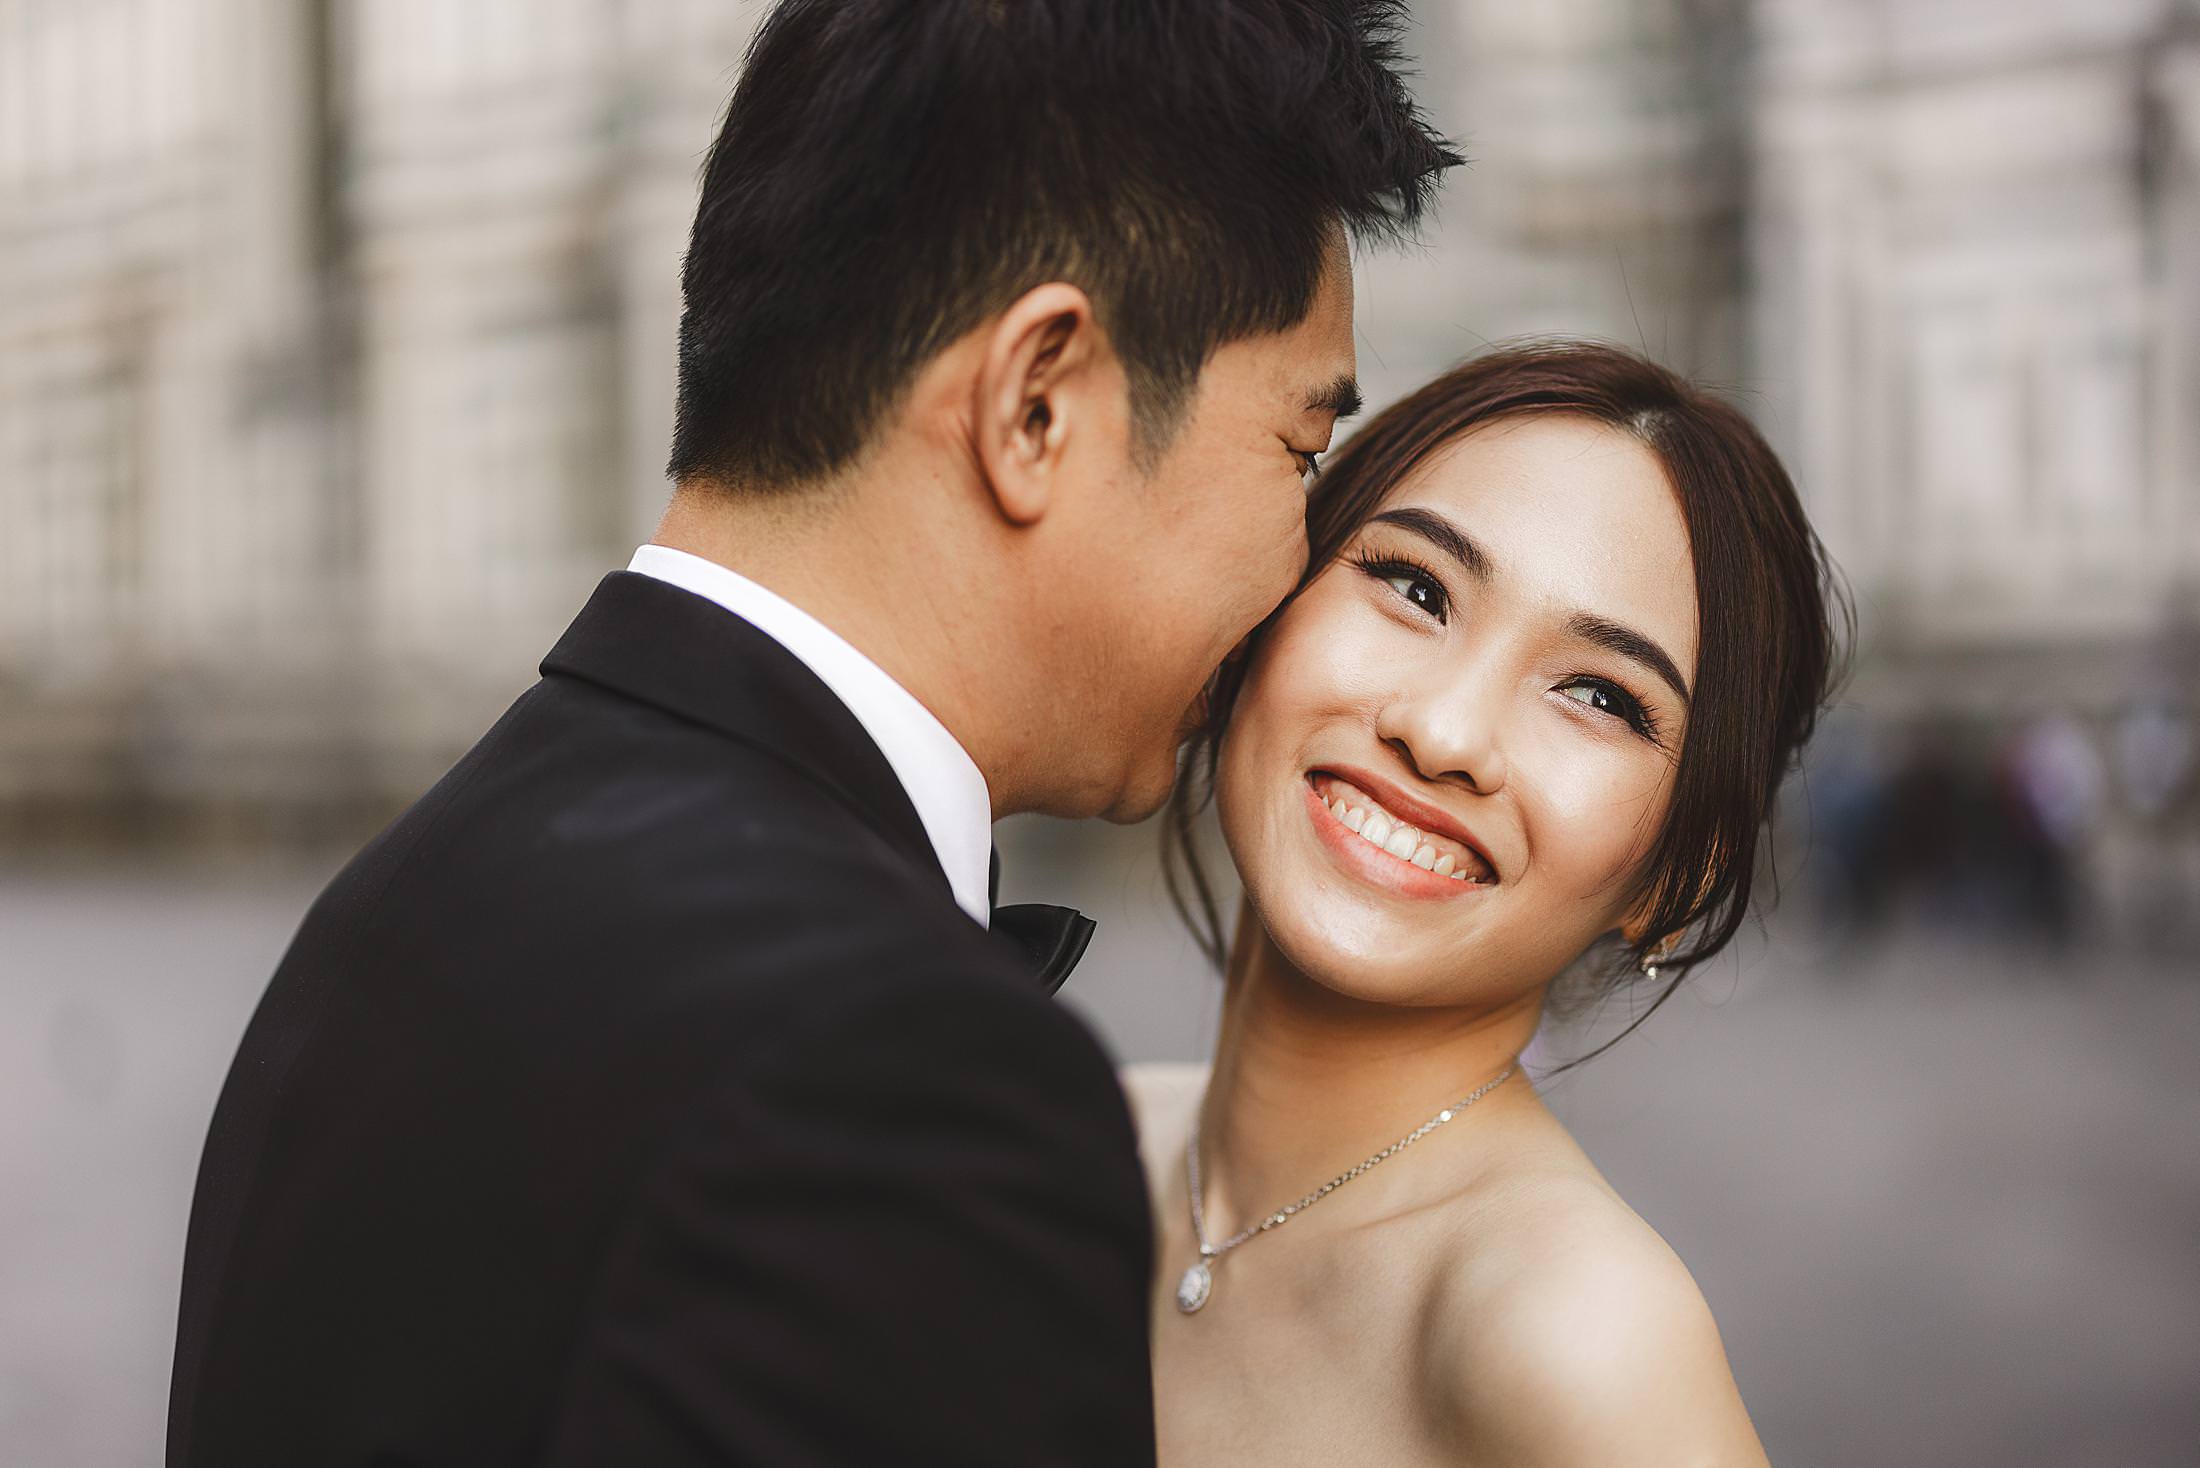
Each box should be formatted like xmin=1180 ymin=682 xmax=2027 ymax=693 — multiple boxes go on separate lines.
xmin=1294 ymin=243 xmax=1357 ymax=383
xmin=1275 ymin=268 xmax=1356 ymax=406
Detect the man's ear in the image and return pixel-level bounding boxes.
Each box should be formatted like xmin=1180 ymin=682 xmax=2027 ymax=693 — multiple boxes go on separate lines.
xmin=972 ymin=282 xmax=1102 ymax=526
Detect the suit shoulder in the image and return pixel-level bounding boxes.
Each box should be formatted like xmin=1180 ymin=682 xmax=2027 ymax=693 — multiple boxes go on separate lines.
xmin=758 ymin=933 xmax=1127 ymax=1102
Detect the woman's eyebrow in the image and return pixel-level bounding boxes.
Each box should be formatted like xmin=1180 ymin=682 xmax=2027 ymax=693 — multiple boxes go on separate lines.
xmin=1365 ymin=506 xmax=1690 ymax=707
xmin=1367 ymin=507 xmax=1492 ymax=580
xmin=1566 ymin=612 xmax=1692 ymax=708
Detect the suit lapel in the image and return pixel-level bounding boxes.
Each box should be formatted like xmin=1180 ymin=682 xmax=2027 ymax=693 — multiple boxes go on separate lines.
xmin=541 ymin=572 xmax=948 ymax=897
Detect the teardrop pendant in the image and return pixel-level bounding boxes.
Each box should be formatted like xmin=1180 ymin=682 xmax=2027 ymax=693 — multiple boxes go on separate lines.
xmin=1175 ymin=1260 xmax=1212 ymax=1314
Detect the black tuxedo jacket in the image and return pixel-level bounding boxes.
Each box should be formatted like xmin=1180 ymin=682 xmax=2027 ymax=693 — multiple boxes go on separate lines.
xmin=167 ymin=572 xmax=1157 ymax=1466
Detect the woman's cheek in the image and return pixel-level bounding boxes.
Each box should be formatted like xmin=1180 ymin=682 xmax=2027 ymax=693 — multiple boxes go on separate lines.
xmin=1247 ymin=591 xmax=1379 ymax=739
xmin=1540 ymin=753 xmax=1674 ymax=899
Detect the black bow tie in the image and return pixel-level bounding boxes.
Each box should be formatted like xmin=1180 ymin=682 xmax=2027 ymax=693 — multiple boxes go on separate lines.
xmin=992 ymin=902 xmax=1096 ymax=996
xmin=987 ymin=846 xmax=1094 ymax=995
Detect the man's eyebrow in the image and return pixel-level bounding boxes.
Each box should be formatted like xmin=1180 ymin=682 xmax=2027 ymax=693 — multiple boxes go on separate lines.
xmin=1367 ymin=506 xmax=1492 ymax=580
xmin=1566 ymin=612 xmax=1692 ymax=708
xmin=1303 ymin=375 xmax=1362 ymax=421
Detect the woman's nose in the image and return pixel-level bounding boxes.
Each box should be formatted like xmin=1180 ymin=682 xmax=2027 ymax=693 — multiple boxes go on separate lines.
xmin=1375 ymin=682 xmax=1508 ymax=795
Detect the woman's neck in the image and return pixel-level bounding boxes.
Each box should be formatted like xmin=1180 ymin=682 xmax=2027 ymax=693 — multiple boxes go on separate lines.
xmin=1198 ymin=905 xmax=1545 ymax=1239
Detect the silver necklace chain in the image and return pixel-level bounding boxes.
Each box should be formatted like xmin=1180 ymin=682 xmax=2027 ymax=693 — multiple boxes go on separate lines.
xmin=1175 ymin=1061 xmax=1517 ymax=1315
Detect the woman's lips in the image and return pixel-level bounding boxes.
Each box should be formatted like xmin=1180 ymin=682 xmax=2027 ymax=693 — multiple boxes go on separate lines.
xmin=1300 ymin=777 xmax=1495 ymax=900
xmin=1315 ymin=766 xmax=1499 ymax=871
xmin=1311 ymin=773 xmax=1495 ymax=881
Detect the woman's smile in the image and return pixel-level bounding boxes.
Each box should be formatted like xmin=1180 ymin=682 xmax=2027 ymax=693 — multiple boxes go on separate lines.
xmin=1300 ymin=771 xmax=1498 ymax=900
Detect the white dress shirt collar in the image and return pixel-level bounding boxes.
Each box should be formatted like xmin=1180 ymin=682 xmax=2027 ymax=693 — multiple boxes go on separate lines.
xmin=626 ymin=545 xmax=994 ymax=927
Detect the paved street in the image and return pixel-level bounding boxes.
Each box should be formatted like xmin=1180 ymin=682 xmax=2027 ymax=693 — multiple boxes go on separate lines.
xmin=5 ymin=836 xmax=2197 ymax=1466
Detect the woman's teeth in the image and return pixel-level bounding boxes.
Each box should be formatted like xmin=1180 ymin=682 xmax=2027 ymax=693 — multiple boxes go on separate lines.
xmin=1321 ymin=785 xmax=1488 ymax=882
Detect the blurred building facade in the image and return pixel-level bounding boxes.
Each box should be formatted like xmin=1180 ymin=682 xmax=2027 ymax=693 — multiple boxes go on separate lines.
xmin=1746 ymin=0 xmax=2200 ymax=942
xmin=0 ymin=0 xmax=747 ymax=837
xmin=2 ymin=0 xmax=2196 ymax=933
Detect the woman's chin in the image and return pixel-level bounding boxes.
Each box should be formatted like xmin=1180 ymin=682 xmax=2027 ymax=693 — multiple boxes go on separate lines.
xmin=1240 ymin=895 xmax=1463 ymax=1008
xmin=1236 ymin=845 xmax=1563 ymax=1014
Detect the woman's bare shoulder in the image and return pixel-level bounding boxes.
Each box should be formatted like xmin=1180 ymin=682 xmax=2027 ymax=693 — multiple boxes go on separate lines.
xmin=1424 ymin=1155 xmax=1768 ymax=1466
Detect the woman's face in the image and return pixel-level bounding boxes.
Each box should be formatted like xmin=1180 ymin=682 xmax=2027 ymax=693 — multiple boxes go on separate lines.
xmin=1216 ymin=413 xmax=1699 ymax=1008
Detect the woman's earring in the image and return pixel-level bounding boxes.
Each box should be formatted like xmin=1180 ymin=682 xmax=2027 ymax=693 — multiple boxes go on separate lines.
xmin=1640 ymin=941 xmax=1670 ymax=983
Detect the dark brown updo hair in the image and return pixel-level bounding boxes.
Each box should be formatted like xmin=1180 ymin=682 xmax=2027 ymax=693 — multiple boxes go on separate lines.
xmin=1165 ymin=340 xmax=1846 ymax=1043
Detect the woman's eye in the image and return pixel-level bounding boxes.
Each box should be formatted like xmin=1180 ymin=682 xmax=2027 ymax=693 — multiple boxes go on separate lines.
xmin=1557 ymin=678 xmax=1652 ymax=736
xmin=1378 ymin=568 xmax=1446 ymax=621
xmin=1351 ymin=553 xmax=1450 ymax=623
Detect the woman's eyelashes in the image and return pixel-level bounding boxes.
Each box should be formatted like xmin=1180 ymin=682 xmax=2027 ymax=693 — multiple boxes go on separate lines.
xmin=1351 ymin=544 xmax=1666 ymax=743
xmin=1556 ymin=676 xmax=1659 ymax=740
xmin=1352 ymin=551 xmax=1449 ymax=622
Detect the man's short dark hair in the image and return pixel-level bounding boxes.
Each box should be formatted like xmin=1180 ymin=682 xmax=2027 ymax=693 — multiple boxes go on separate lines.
xmin=668 ymin=0 xmax=1459 ymax=490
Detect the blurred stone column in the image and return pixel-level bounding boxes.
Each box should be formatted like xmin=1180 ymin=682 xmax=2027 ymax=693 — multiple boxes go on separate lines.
xmin=135 ymin=0 xmax=329 ymax=668
xmin=346 ymin=0 xmax=627 ymax=790
xmin=140 ymin=0 xmax=361 ymax=823
xmin=1422 ymin=0 xmax=1749 ymax=382
xmin=2151 ymin=10 xmax=2200 ymax=581
xmin=1749 ymin=0 xmax=1886 ymax=591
